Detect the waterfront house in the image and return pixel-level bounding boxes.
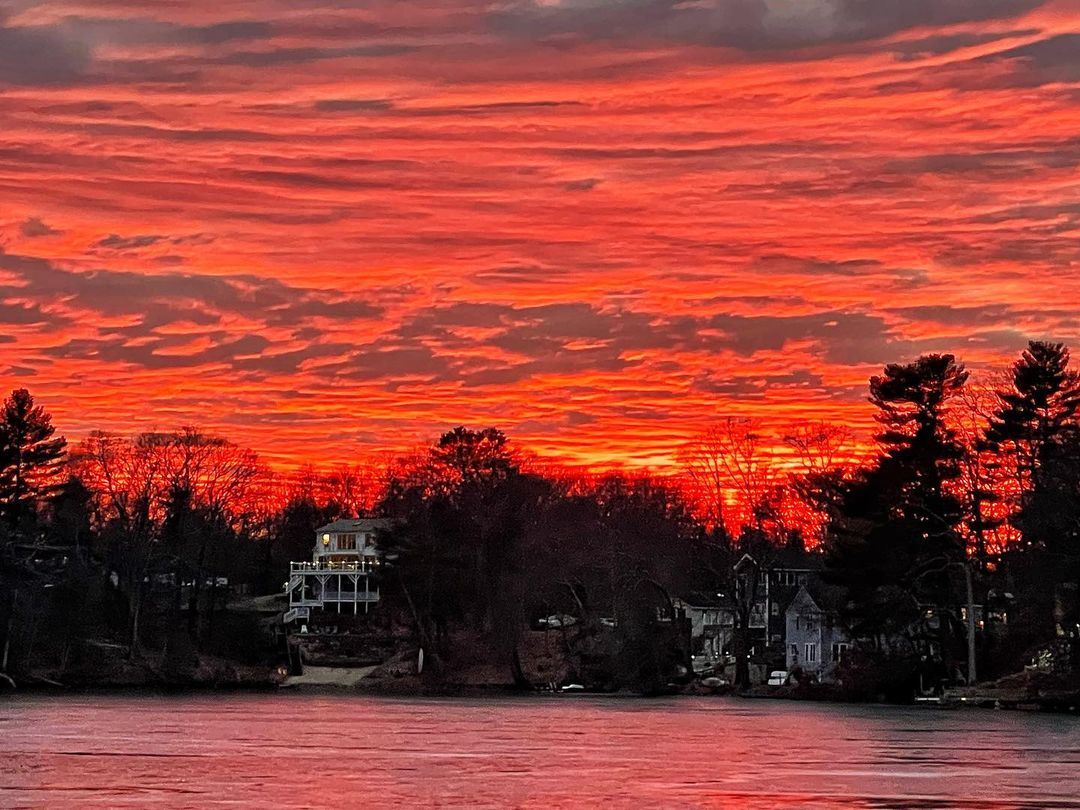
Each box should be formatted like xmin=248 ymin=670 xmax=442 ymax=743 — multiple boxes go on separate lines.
xmin=784 ymin=583 xmax=850 ymax=682
xmin=734 ymin=546 xmax=823 ymax=661
xmin=284 ymin=518 xmax=390 ymax=624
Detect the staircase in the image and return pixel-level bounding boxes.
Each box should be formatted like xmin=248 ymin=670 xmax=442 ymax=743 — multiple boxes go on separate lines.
xmin=284 ymin=606 xmax=310 ymax=624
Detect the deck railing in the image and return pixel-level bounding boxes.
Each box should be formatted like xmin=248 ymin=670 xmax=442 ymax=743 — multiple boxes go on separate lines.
xmin=290 ymin=560 xmax=378 ymax=574
xmin=314 ymin=590 xmax=380 ymax=602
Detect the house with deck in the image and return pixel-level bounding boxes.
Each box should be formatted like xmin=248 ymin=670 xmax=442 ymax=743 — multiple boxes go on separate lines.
xmin=284 ymin=518 xmax=390 ymax=624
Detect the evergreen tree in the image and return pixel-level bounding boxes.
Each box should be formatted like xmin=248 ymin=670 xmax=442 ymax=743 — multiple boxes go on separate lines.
xmin=0 ymin=389 xmax=67 ymax=534
xmin=826 ymin=355 xmax=969 ymax=658
xmin=987 ymin=342 xmax=1080 ymax=639
xmin=986 ymin=341 xmax=1080 ymax=491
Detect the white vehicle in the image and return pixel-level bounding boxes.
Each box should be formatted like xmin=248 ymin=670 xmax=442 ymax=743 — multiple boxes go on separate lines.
xmin=536 ymin=614 xmax=578 ymax=629
xmin=767 ymin=670 xmax=790 ymax=686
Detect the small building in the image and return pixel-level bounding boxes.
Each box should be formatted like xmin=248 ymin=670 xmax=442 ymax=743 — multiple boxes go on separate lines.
xmin=674 ymin=593 xmax=735 ymax=671
xmin=284 ymin=518 xmax=390 ymax=624
xmin=784 ymin=583 xmax=850 ymax=682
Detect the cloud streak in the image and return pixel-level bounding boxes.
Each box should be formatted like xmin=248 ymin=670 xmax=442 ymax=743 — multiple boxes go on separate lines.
xmin=0 ymin=0 xmax=1077 ymax=468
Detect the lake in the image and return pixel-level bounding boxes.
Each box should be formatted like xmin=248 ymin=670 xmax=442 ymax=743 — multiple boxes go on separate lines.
xmin=1 ymin=694 xmax=1078 ymax=808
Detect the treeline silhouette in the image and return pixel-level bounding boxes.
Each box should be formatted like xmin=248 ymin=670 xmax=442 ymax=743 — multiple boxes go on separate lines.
xmin=0 ymin=340 xmax=1077 ymax=693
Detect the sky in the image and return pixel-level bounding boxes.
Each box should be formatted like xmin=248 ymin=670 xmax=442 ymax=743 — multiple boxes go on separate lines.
xmin=1 ymin=0 xmax=1079 ymax=470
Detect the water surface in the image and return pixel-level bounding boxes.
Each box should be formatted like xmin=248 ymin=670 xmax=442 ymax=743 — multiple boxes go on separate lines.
xmin=2 ymin=694 xmax=1078 ymax=808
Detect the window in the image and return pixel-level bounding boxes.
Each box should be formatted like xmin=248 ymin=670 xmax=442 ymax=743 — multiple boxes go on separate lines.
xmin=322 ymin=533 xmax=331 ymax=546
xmin=831 ymin=643 xmax=849 ymax=663
xmin=805 ymin=643 xmax=817 ymax=663
xmin=790 ymin=644 xmax=798 ymax=660
xmin=338 ymin=533 xmax=357 ymax=550
xmin=771 ymin=602 xmax=779 ymax=616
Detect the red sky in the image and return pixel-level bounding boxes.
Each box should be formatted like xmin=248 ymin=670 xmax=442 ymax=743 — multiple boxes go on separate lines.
xmin=1 ymin=0 xmax=1079 ymax=470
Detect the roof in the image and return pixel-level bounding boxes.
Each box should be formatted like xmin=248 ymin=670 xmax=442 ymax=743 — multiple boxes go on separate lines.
xmin=786 ymin=582 xmax=847 ymax=615
xmin=677 ymin=591 xmax=726 ymax=608
xmin=315 ymin=518 xmax=393 ymax=534
xmin=771 ymin=584 xmax=804 ymax=614
xmin=733 ymin=552 xmax=758 ymax=573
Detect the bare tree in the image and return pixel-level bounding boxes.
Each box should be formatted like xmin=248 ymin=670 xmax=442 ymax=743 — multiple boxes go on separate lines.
xmin=952 ymin=376 xmax=1014 ymax=563
xmin=783 ymin=422 xmax=855 ymax=477
xmin=72 ymin=428 xmax=263 ymax=653
xmin=325 ymin=463 xmax=386 ymax=516
xmin=72 ymin=432 xmax=165 ymax=657
xmin=782 ymin=422 xmax=856 ymax=545
xmin=679 ymin=418 xmax=779 ymax=533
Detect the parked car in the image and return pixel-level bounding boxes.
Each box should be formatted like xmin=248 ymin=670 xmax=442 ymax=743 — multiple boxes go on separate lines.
xmin=535 ymin=614 xmax=578 ymax=629
xmin=767 ymin=670 xmax=790 ymax=686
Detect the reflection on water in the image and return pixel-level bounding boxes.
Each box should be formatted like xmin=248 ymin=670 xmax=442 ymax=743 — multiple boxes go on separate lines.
xmin=1 ymin=694 xmax=1079 ymax=808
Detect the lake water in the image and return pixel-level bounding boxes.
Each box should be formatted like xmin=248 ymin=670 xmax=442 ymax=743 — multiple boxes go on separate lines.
xmin=1 ymin=694 xmax=1079 ymax=808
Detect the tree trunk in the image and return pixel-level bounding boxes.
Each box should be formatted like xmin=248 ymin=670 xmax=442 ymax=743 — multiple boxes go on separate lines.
xmin=964 ymin=560 xmax=977 ymax=685
xmin=128 ymin=582 xmax=144 ymax=660
xmin=733 ymin=611 xmax=751 ymax=688
xmin=1 ymin=588 xmax=17 ymax=674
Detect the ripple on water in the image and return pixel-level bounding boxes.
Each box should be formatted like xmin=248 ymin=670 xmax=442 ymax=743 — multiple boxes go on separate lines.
xmin=1 ymin=695 xmax=1079 ymax=808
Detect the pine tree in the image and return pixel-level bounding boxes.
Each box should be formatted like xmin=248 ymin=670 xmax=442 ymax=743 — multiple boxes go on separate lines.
xmin=986 ymin=341 xmax=1080 ymax=490
xmin=0 ymin=389 xmax=67 ymax=534
xmin=827 ymin=355 xmax=969 ymax=650
xmin=987 ymin=342 xmax=1080 ymax=638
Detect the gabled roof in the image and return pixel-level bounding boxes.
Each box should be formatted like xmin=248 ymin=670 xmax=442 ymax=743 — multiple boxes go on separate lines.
xmin=786 ymin=581 xmax=847 ymax=615
xmin=771 ymin=583 xmax=804 ymax=614
xmin=315 ymin=518 xmax=393 ymax=534
xmin=733 ymin=552 xmax=758 ymax=573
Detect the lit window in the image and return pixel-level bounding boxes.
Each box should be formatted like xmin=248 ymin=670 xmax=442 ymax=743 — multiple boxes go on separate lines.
xmin=322 ymin=533 xmax=331 ymax=546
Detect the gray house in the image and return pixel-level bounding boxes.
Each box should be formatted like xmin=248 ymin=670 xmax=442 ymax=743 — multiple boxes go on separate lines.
xmin=784 ymin=584 xmax=850 ymax=682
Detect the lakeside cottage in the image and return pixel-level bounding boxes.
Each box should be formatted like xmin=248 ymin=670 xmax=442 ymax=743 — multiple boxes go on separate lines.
xmin=284 ymin=518 xmax=391 ymax=624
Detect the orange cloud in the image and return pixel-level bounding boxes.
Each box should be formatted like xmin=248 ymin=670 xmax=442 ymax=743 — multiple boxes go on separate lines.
xmin=1 ymin=0 xmax=1078 ymax=469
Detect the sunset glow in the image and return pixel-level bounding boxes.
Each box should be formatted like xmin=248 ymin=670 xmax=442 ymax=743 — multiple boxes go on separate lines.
xmin=2 ymin=0 xmax=1079 ymax=470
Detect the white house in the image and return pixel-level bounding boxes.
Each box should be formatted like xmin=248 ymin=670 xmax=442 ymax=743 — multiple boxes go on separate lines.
xmin=283 ymin=518 xmax=391 ymax=624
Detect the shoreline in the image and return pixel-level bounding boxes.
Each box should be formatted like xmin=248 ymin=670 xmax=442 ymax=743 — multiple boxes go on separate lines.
xmin=6 ymin=675 xmax=1078 ymax=714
